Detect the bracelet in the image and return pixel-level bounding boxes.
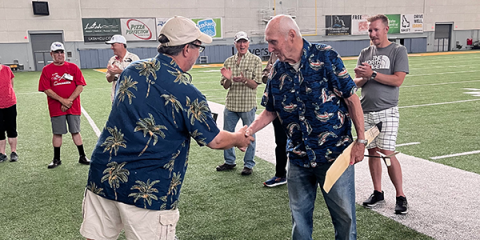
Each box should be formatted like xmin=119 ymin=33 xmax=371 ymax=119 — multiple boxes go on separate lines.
xmin=243 ymin=79 xmax=248 ymax=85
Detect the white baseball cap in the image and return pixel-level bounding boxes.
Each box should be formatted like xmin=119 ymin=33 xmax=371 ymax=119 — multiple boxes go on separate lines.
xmin=159 ymin=16 xmax=212 ymax=46
xmin=50 ymin=42 xmax=65 ymax=52
xmin=234 ymin=31 xmax=249 ymax=42
xmin=106 ymin=35 xmax=127 ymax=44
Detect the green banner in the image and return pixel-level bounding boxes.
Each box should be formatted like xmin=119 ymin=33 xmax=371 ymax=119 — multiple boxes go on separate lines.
xmin=192 ymin=18 xmax=223 ymax=39
xmin=386 ymin=14 xmax=400 ymax=34
xmin=82 ymin=18 xmax=121 ymax=42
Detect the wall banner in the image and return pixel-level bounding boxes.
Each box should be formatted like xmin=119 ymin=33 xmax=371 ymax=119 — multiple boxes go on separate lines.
xmin=325 ymin=15 xmax=351 ymax=36
xmin=82 ymin=18 xmax=121 ymax=42
xmin=121 ymin=18 xmax=157 ymax=41
xmin=400 ymin=14 xmax=424 ymax=33
xmin=351 ymin=15 xmax=369 ymax=35
xmin=192 ymin=18 xmax=223 ymax=39
xmin=386 ymin=14 xmax=401 ymax=34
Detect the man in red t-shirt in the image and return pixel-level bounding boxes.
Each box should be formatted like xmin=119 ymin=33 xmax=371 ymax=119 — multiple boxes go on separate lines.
xmin=38 ymin=42 xmax=90 ymax=169
xmin=0 ymin=64 xmax=18 ymax=163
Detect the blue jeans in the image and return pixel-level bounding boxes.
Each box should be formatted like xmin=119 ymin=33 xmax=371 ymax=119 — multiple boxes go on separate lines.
xmin=223 ymin=107 xmax=256 ymax=169
xmin=287 ymin=162 xmax=356 ymax=240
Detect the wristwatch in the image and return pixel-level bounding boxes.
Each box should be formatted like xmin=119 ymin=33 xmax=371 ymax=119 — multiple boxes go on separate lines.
xmin=356 ymin=139 xmax=368 ymax=145
xmin=370 ymin=71 xmax=377 ymax=80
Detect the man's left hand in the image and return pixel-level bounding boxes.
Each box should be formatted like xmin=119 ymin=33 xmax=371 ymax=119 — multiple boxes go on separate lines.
xmin=350 ymin=141 xmax=366 ymax=165
xmin=107 ymin=64 xmax=122 ymax=75
xmin=232 ymin=72 xmax=246 ymax=83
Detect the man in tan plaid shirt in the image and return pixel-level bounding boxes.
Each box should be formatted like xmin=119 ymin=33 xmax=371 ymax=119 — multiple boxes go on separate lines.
xmin=216 ymin=31 xmax=263 ymax=175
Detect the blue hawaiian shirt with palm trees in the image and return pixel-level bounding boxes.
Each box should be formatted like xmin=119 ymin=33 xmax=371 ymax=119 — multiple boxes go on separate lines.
xmin=86 ymin=53 xmax=220 ymax=210
xmin=262 ymin=39 xmax=357 ymax=168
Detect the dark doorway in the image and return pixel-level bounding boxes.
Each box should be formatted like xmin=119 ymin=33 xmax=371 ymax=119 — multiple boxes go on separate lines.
xmin=30 ymin=33 xmax=63 ymax=71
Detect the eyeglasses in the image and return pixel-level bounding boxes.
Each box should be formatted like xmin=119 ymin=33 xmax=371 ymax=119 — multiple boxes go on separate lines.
xmin=190 ymin=43 xmax=205 ymax=53
xmin=53 ymin=50 xmax=64 ymax=54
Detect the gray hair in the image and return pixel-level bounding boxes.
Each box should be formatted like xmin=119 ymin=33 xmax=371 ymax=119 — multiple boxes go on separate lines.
xmin=267 ymin=15 xmax=302 ymax=38
xmin=157 ymin=34 xmax=186 ymax=56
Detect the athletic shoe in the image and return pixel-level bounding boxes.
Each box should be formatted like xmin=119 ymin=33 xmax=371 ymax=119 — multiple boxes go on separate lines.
xmin=263 ymin=176 xmax=287 ymax=187
xmin=48 ymin=159 xmax=62 ymax=169
xmin=363 ymin=190 xmax=385 ymax=208
xmin=79 ymin=156 xmax=91 ymax=165
xmin=241 ymin=167 xmax=253 ymax=176
xmin=395 ymin=196 xmax=408 ymax=214
xmin=216 ymin=163 xmax=236 ymax=171
xmin=0 ymin=154 xmax=7 ymax=163
xmin=10 ymin=152 xmax=18 ymax=162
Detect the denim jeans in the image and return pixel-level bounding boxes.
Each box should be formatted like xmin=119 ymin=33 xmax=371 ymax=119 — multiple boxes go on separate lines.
xmin=223 ymin=107 xmax=256 ymax=169
xmin=287 ymin=162 xmax=356 ymax=240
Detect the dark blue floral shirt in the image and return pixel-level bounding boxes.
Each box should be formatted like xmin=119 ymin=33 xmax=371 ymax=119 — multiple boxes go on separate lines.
xmin=262 ymin=39 xmax=357 ymax=168
xmin=86 ymin=54 xmax=219 ymax=210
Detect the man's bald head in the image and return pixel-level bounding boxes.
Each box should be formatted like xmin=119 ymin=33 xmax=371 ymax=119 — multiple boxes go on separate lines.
xmin=265 ymin=15 xmax=303 ymax=64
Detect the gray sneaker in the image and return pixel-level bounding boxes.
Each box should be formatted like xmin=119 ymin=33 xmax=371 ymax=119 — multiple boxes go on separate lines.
xmin=10 ymin=152 xmax=18 ymax=162
xmin=0 ymin=153 xmax=6 ymax=163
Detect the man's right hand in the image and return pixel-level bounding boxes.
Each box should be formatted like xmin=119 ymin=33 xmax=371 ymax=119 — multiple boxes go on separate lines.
xmin=220 ymin=67 xmax=232 ymax=80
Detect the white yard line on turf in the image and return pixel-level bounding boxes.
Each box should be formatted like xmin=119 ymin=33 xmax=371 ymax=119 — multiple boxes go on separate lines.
xmin=399 ymin=99 xmax=480 ymax=109
xmin=430 ymin=150 xmax=480 ymax=160
xmin=396 ymin=142 xmax=421 ymax=147
xmin=407 ymin=69 xmax=480 ymax=77
xmin=401 ymin=79 xmax=480 ymax=88
xmin=81 ymin=106 xmax=101 ymax=137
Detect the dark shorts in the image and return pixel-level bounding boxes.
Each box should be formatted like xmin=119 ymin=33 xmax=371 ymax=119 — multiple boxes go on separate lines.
xmin=0 ymin=104 xmax=17 ymax=140
xmin=51 ymin=115 xmax=81 ymax=135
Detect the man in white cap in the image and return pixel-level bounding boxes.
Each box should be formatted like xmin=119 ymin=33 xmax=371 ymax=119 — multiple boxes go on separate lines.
xmin=105 ymin=35 xmax=140 ymax=103
xmin=38 ymin=42 xmax=90 ymax=169
xmin=216 ymin=31 xmax=263 ymax=176
xmin=80 ymin=16 xmax=254 ymax=240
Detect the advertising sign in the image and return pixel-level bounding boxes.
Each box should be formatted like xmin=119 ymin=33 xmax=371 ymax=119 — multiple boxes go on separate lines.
xmin=82 ymin=18 xmax=121 ymax=42
xmin=386 ymin=14 xmax=400 ymax=34
xmin=121 ymin=18 xmax=157 ymax=41
xmin=400 ymin=14 xmax=424 ymax=33
xmin=325 ymin=15 xmax=351 ymax=36
xmin=192 ymin=18 xmax=223 ymax=39
xmin=351 ymin=15 xmax=369 ymax=35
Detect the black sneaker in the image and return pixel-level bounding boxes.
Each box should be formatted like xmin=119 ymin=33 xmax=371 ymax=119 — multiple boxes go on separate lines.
xmin=216 ymin=163 xmax=236 ymax=171
xmin=395 ymin=196 xmax=408 ymax=214
xmin=79 ymin=156 xmax=91 ymax=165
xmin=10 ymin=152 xmax=18 ymax=162
xmin=241 ymin=167 xmax=253 ymax=176
xmin=48 ymin=159 xmax=62 ymax=169
xmin=363 ymin=190 xmax=385 ymax=208
xmin=0 ymin=153 xmax=6 ymax=163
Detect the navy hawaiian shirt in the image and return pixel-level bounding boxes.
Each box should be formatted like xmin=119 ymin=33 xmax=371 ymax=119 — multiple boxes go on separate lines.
xmin=262 ymin=39 xmax=357 ymax=168
xmin=86 ymin=53 xmax=220 ymax=210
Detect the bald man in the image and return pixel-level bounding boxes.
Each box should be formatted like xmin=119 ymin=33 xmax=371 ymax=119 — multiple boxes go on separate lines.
xmin=246 ymin=15 xmax=365 ymax=240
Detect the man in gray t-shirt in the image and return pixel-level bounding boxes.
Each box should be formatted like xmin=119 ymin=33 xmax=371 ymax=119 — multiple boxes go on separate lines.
xmin=354 ymin=14 xmax=409 ymax=215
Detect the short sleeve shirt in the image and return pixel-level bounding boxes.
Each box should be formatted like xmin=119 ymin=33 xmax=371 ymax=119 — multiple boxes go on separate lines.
xmin=357 ymin=43 xmax=409 ymax=112
xmin=38 ymin=62 xmax=87 ymax=117
xmin=0 ymin=65 xmax=16 ymax=109
xmin=107 ymin=51 xmax=140 ymax=102
xmin=262 ymin=39 xmax=357 ymax=167
xmin=221 ymin=51 xmax=263 ymax=112
xmin=87 ymin=54 xmax=220 ymax=210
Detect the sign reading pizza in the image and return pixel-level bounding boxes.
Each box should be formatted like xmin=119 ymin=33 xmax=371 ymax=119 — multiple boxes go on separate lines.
xmin=121 ymin=18 xmax=156 ymax=41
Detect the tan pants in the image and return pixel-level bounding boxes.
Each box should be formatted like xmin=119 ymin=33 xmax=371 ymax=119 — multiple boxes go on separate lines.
xmin=80 ymin=189 xmax=179 ymax=240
